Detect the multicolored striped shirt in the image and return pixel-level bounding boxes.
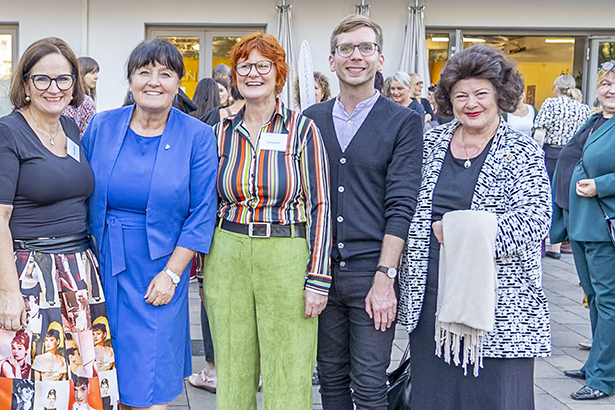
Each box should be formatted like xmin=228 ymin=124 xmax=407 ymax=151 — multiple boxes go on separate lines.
xmin=213 ymin=99 xmax=331 ymax=294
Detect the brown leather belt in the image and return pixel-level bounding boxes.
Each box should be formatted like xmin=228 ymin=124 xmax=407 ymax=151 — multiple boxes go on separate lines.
xmin=220 ymin=219 xmax=306 ymax=238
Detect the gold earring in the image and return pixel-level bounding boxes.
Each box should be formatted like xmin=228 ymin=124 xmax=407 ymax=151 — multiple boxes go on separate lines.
xmin=25 ymin=95 xmax=31 ymax=102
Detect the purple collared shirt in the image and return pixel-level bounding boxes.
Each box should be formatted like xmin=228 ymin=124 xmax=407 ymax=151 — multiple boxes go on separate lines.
xmin=332 ymin=90 xmax=380 ymax=152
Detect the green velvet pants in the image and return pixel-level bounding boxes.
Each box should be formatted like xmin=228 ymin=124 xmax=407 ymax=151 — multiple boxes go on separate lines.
xmin=203 ymin=227 xmax=317 ymax=410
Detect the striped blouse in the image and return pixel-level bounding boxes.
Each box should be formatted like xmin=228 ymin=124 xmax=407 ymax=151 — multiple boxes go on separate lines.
xmin=214 ymin=99 xmax=332 ymax=295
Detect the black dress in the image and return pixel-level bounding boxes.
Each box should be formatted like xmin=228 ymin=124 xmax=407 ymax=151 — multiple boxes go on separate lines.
xmin=410 ymin=140 xmax=536 ymax=410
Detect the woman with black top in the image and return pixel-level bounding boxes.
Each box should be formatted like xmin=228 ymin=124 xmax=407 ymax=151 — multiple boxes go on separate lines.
xmin=552 ymin=62 xmax=615 ymax=401
xmin=400 ymin=45 xmax=552 ymax=410
xmin=0 ymin=37 xmax=116 ymax=408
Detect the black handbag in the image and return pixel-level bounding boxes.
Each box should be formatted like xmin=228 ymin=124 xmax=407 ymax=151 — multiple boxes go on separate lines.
xmin=387 ymin=343 xmax=411 ymax=410
xmin=581 ymin=162 xmax=615 ymax=246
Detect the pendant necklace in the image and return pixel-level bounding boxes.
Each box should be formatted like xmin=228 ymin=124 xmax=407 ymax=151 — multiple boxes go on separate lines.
xmin=30 ymin=112 xmax=60 ymax=146
xmin=460 ymin=127 xmax=494 ymax=168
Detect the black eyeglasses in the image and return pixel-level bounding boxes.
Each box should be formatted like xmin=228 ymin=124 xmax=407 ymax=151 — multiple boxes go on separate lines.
xmin=334 ymin=42 xmax=379 ymax=58
xmin=235 ymin=60 xmax=275 ymax=77
xmin=601 ymin=61 xmax=615 ymax=72
xmin=27 ymin=74 xmax=76 ymax=91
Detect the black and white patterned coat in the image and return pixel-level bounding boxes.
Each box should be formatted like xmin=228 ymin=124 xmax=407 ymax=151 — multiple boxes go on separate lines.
xmin=398 ymin=118 xmax=553 ymax=358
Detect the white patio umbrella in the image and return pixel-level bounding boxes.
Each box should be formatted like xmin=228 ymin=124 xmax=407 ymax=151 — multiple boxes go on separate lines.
xmin=356 ymin=0 xmax=370 ymax=16
xmin=399 ymin=0 xmax=431 ymax=98
xmin=276 ymin=0 xmax=297 ymax=110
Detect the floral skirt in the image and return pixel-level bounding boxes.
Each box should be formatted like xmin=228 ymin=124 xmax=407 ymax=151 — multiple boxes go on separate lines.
xmin=0 ymin=249 xmax=119 ymax=410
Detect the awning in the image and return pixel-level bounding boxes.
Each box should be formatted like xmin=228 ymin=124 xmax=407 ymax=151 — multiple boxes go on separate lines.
xmin=399 ymin=0 xmax=431 ymax=97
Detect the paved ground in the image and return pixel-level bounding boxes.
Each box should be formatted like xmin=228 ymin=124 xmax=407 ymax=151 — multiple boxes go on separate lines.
xmin=169 ymin=253 xmax=615 ymax=409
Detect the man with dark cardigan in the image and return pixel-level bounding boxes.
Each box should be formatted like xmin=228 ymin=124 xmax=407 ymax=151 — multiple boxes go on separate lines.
xmin=304 ymin=15 xmax=423 ymax=410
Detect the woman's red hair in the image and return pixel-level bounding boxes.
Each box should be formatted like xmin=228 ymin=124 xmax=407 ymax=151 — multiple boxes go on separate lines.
xmin=231 ymin=33 xmax=289 ymax=95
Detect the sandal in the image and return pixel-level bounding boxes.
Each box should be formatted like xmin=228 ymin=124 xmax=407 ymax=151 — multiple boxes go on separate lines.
xmin=188 ymin=369 xmax=217 ymax=393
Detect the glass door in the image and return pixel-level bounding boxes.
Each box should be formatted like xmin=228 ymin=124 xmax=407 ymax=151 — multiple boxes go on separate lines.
xmin=586 ymin=37 xmax=615 ymax=106
xmin=149 ymin=30 xmax=205 ymax=98
xmin=0 ymin=26 xmax=17 ymax=116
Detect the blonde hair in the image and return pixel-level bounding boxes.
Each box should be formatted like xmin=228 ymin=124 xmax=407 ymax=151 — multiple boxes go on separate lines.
xmin=553 ymin=74 xmax=579 ymax=99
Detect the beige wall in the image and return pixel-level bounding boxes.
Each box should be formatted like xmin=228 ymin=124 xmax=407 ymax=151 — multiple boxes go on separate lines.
xmin=2 ymin=0 xmax=615 ymax=110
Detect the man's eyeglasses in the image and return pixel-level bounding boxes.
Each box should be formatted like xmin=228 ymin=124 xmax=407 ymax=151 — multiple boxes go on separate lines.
xmin=334 ymin=42 xmax=379 ymax=58
xmin=27 ymin=74 xmax=76 ymax=91
xmin=235 ymin=60 xmax=275 ymax=77
xmin=601 ymin=61 xmax=615 ymax=72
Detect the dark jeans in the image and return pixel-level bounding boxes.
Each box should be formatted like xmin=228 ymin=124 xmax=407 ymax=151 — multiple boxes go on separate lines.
xmin=201 ymin=303 xmax=215 ymax=362
xmin=317 ymin=267 xmax=396 ymax=410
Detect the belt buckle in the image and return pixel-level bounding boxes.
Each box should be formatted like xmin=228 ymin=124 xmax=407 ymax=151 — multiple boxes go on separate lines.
xmin=248 ymin=222 xmax=271 ymax=238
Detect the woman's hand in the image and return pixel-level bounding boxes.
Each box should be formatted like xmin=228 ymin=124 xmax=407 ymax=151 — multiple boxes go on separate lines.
xmin=576 ymin=179 xmax=598 ymax=197
xmin=0 ymin=289 xmax=26 ymax=331
xmin=304 ymin=290 xmax=328 ymax=318
xmin=144 ymin=271 xmax=176 ymax=306
xmin=432 ymin=220 xmax=444 ymax=243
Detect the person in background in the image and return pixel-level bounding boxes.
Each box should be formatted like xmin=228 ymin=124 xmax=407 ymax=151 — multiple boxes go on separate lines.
xmin=203 ymin=32 xmax=331 ymax=410
xmin=191 ymin=78 xmax=220 ymax=119
xmin=505 ymin=91 xmax=536 ymax=138
xmin=534 ymin=74 xmax=591 ymax=259
xmin=215 ymin=77 xmax=230 ymax=107
xmin=304 ymin=15 xmax=423 ymax=409
xmin=212 ymin=63 xmax=231 ymax=83
xmin=400 ymin=45 xmax=552 ymax=410
xmin=82 ymin=38 xmax=218 ymax=409
xmin=409 ymin=72 xmax=435 ymax=122
xmin=294 ymin=71 xmax=332 ymax=108
xmin=389 ymin=71 xmax=425 ymax=122
xmin=200 ymin=84 xmax=245 ymax=126
xmin=552 ymin=61 xmax=615 ymax=401
xmin=374 ymin=70 xmax=384 ymax=93
xmin=62 ymin=56 xmax=99 ymax=136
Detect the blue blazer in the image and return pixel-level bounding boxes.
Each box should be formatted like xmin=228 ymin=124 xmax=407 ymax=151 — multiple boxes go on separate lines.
xmin=551 ymin=113 xmax=615 ymax=243
xmin=81 ymin=105 xmax=218 ymax=260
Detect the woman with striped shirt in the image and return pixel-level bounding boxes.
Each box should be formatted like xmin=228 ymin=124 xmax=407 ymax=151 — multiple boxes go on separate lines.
xmin=202 ymin=33 xmax=331 ymax=410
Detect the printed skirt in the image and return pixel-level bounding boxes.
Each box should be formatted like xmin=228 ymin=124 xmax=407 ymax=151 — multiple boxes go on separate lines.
xmin=0 ymin=249 xmax=119 ymax=410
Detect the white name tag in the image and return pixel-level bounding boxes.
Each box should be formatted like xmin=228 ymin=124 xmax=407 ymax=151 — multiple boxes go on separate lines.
xmin=66 ymin=137 xmax=80 ymax=162
xmin=259 ymin=132 xmax=288 ymax=152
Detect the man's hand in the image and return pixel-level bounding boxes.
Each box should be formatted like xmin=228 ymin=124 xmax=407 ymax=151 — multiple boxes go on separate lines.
xmin=365 ymin=272 xmax=397 ymax=331
xmin=305 ymin=289 xmax=328 ymax=318
xmin=0 ymin=289 xmax=26 ymax=331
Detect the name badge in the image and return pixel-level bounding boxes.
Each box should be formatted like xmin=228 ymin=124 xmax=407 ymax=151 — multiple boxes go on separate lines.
xmin=66 ymin=137 xmax=80 ymax=163
xmin=259 ymin=132 xmax=287 ymax=152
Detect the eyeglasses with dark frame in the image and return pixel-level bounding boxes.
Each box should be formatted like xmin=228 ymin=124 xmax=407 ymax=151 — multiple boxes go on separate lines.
xmin=334 ymin=42 xmax=379 ymax=58
xmin=235 ymin=60 xmax=275 ymax=77
xmin=27 ymin=74 xmax=76 ymax=91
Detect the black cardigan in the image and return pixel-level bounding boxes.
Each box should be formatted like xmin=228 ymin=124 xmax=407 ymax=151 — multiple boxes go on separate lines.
xmin=304 ymin=96 xmax=423 ymax=272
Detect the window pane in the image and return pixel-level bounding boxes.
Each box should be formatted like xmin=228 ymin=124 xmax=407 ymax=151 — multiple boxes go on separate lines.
xmin=426 ymin=33 xmax=449 ymax=85
xmin=0 ymin=34 xmax=12 ymax=116
xmin=212 ymin=36 xmax=243 ymax=75
xmin=160 ymin=36 xmax=200 ymax=98
xmin=598 ymin=41 xmax=615 ymax=67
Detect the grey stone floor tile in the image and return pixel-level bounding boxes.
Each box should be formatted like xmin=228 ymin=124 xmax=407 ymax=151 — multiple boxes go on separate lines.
xmin=534 ymin=392 xmax=572 ymax=410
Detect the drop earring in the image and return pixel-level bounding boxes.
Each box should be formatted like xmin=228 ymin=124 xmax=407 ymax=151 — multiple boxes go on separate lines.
xmin=25 ymin=95 xmax=31 ymax=102
xmin=174 ymin=94 xmax=178 ymax=104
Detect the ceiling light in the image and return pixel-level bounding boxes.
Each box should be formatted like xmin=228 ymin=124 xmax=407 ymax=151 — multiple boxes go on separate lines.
xmin=431 ymin=37 xmax=449 ymax=42
xmin=545 ymin=38 xmax=575 ymax=44
xmin=462 ymin=38 xmax=486 ymax=43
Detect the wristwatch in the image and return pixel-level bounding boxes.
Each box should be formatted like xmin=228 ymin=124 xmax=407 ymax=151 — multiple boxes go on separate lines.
xmin=164 ymin=267 xmax=181 ymax=286
xmin=377 ymin=265 xmax=398 ymax=279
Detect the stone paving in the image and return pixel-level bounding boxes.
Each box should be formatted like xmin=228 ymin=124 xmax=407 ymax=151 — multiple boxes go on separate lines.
xmin=169 ymin=253 xmax=615 ymax=409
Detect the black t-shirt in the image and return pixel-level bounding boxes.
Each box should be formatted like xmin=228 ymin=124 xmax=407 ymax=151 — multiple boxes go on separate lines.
xmin=554 ymin=115 xmax=608 ymax=211
xmin=0 ymin=111 xmax=94 ymax=239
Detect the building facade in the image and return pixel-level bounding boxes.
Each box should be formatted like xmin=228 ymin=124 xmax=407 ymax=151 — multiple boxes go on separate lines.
xmin=1 ymin=0 xmax=615 ymax=113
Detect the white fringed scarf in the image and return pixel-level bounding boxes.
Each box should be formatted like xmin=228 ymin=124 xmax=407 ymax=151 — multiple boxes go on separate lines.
xmin=435 ymin=210 xmax=498 ymax=377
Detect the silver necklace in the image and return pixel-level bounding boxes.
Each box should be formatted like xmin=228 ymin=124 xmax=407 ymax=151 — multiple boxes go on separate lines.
xmin=460 ymin=128 xmax=494 ymax=168
xmin=30 ymin=112 xmax=60 ymax=145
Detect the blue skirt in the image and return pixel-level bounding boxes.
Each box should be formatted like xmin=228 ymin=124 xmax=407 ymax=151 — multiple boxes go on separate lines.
xmin=100 ymin=209 xmax=191 ymax=406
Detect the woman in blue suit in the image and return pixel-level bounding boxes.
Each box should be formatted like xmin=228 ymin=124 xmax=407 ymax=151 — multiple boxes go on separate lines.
xmin=552 ymin=62 xmax=615 ymax=401
xmin=82 ymin=39 xmax=218 ymax=409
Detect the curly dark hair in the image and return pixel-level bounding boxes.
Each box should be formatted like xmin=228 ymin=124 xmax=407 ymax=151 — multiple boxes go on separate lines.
xmin=434 ymin=45 xmax=523 ymax=117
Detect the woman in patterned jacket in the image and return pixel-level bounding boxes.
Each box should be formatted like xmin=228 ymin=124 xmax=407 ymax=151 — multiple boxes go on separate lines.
xmin=399 ymin=45 xmax=552 ymax=410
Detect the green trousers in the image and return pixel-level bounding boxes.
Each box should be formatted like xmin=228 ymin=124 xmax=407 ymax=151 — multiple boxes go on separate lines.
xmin=203 ymin=227 xmax=317 ymax=410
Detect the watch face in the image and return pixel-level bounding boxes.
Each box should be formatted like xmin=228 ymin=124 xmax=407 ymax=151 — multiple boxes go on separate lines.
xmin=387 ymin=267 xmax=397 ymax=278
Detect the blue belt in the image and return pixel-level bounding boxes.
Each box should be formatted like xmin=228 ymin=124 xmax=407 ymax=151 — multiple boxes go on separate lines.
xmin=105 ymin=209 xmax=146 ymax=277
